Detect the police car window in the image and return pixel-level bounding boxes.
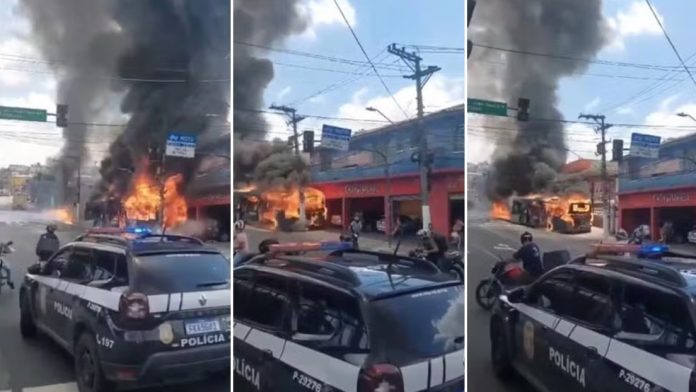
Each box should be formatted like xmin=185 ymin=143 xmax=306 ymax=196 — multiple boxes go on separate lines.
xmin=294 ymin=283 xmax=368 ymax=359
xmin=233 ymin=270 xmax=255 ymax=324
xmin=564 ymin=272 xmax=615 ymax=329
xmin=616 ymin=283 xmax=696 ymax=358
xmin=92 ymin=250 xmax=116 ymax=282
xmin=244 ymin=273 xmax=291 ymax=331
xmin=61 ymin=247 xmax=93 ymax=282
xmin=527 ymin=269 xmax=575 ymax=315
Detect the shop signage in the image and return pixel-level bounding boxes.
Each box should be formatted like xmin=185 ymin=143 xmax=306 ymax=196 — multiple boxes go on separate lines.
xmin=653 ymin=193 xmax=690 ymax=204
xmin=630 ymin=133 xmax=661 ymax=159
xmin=345 ymin=184 xmax=378 ymax=195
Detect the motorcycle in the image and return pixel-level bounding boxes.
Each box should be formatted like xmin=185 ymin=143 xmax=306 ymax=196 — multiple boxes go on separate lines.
xmin=0 ymin=241 xmax=15 ymax=295
xmin=408 ymin=247 xmax=464 ymax=282
xmin=475 ymin=255 xmax=525 ymax=311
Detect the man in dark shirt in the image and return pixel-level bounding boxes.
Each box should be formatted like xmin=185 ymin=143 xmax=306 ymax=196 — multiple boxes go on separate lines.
xmin=36 ymin=224 xmax=60 ymax=262
xmin=513 ymin=232 xmax=543 ymax=278
xmin=419 ymin=229 xmax=449 ymax=270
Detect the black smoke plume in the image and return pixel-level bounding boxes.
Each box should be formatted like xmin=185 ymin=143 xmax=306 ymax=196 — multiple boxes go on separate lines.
xmin=19 ymin=0 xmax=230 ymax=200
xmin=469 ymin=0 xmax=608 ymax=200
xmin=233 ymin=0 xmax=308 ymax=185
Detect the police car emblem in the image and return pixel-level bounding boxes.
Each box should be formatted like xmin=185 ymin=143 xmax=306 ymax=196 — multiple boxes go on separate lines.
xmin=198 ymin=294 xmax=207 ymax=306
xmin=523 ymin=321 xmax=534 ymax=360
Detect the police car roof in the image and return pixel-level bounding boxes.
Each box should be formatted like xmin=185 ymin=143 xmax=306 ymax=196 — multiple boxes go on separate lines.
xmin=74 ymin=233 xmax=219 ymax=256
xmin=247 ymin=250 xmax=457 ymax=300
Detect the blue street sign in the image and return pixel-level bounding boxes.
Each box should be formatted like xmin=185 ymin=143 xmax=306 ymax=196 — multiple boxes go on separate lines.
xmin=166 ymin=133 xmax=197 ymax=158
xmin=321 ymin=125 xmax=352 ymax=151
xmin=630 ymin=132 xmax=661 ymax=159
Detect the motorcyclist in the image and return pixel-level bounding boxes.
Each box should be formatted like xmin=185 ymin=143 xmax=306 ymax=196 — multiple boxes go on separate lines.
xmin=629 ymin=224 xmax=650 ymax=244
xmin=0 ymin=242 xmax=14 ymax=290
xmin=349 ymin=214 xmax=362 ymax=249
xmin=36 ymin=224 xmax=60 ymax=262
xmin=513 ymin=232 xmax=543 ymax=279
xmin=418 ymin=228 xmax=449 ymax=270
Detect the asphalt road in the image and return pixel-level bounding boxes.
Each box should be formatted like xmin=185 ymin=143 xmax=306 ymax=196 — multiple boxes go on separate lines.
xmin=0 ymin=212 xmax=229 ymax=392
xmin=466 ymin=216 xmax=598 ymax=392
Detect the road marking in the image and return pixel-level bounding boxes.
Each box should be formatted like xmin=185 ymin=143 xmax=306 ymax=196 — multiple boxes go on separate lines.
xmin=22 ymin=383 xmax=78 ymax=392
xmin=493 ymin=243 xmax=515 ymax=251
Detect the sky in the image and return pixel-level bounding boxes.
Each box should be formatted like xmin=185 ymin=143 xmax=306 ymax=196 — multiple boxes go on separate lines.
xmin=257 ymin=0 xmax=465 ymax=138
xmin=468 ymin=0 xmax=696 ymax=164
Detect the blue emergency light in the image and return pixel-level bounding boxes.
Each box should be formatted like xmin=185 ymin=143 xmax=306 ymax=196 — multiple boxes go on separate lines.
xmin=125 ymin=226 xmax=152 ymax=235
xmin=319 ymin=241 xmax=353 ymax=252
xmin=637 ymin=244 xmax=668 ymax=258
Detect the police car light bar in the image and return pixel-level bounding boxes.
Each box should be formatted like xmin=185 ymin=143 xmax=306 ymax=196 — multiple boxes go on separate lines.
xmin=590 ymin=243 xmax=668 ymax=258
xmin=125 ymin=226 xmax=152 ymax=235
xmin=269 ymin=241 xmax=353 ymax=254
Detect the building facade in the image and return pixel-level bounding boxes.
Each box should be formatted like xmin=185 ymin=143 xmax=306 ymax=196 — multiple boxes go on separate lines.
xmin=310 ymin=105 xmax=465 ymax=235
xmin=618 ymin=133 xmax=696 ymax=241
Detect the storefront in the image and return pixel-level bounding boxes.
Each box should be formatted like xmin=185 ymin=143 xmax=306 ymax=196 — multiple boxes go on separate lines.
xmin=313 ymin=169 xmax=464 ymax=235
xmin=619 ymin=188 xmax=696 ymax=242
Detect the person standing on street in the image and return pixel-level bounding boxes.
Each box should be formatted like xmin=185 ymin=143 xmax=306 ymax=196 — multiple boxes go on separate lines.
xmin=349 ymin=214 xmax=362 ymax=249
xmin=389 ymin=215 xmax=403 ymax=247
xmin=36 ymin=224 xmax=60 ymax=262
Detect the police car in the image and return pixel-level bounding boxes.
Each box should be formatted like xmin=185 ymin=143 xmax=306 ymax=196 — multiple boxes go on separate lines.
xmin=233 ymin=241 xmax=464 ymax=392
xmin=19 ymin=229 xmax=230 ymax=392
xmin=490 ymin=243 xmax=696 ymax=392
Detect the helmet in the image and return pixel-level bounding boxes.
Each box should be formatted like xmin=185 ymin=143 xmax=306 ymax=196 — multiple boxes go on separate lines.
xmin=520 ymin=231 xmax=533 ymax=244
xmin=46 ymin=224 xmax=57 ymax=233
xmin=417 ymin=229 xmax=430 ymax=238
xmin=234 ymin=220 xmax=245 ymax=230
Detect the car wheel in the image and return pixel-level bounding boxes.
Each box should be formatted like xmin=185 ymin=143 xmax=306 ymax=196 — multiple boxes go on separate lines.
xmin=75 ymin=333 xmax=112 ymax=392
xmin=19 ymin=293 xmax=37 ymax=338
xmin=490 ymin=319 xmax=514 ymax=379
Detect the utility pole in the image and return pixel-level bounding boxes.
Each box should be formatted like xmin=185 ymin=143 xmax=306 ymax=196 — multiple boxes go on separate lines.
xmin=579 ymin=113 xmax=613 ymax=237
xmin=270 ymin=104 xmax=308 ymax=230
xmin=388 ymin=44 xmax=440 ymax=229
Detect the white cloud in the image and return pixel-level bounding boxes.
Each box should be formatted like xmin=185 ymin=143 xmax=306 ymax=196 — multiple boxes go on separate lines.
xmin=584 ymin=97 xmax=601 ymax=112
xmin=616 ymin=106 xmax=634 ymax=115
xmin=298 ymin=0 xmax=356 ymax=40
xmin=276 ymin=86 xmax=292 ymax=101
xmin=564 ymin=123 xmax=598 ymax=162
xmin=636 ymin=97 xmax=696 ymax=142
xmin=606 ymin=1 xmax=663 ymax=51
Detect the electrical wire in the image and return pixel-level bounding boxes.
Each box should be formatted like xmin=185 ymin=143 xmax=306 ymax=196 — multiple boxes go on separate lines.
xmin=332 ymin=0 xmax=409 ymax=119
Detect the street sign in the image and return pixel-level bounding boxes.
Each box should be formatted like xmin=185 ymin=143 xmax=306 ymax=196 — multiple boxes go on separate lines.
xmin=321 ymin=125 xmax=352 ymax=151
xmin=630 ymin=132 xmax=661 ymax=159
xmin=166 ymin=133 xmax=197 ymax=158
xmin=467 ymin=98 xmax=507 ymax=117
xmin=0 ymin=106 xmax=47 ymax=122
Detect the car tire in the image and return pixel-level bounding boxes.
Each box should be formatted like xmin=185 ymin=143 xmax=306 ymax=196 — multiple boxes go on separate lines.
xmin=75 ymin=333 xmax=112 ymax=392
xmin=490 ymin=319 xmax=514 ymax=379
xmin=19 ymin=293 xmax=37 ymax=338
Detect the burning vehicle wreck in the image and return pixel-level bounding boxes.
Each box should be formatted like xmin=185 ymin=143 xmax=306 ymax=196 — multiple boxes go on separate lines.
xmin=491 ymin=193 xmax=593 ymax=234
xmin=236 ymin=185 xmax=327 ymax=231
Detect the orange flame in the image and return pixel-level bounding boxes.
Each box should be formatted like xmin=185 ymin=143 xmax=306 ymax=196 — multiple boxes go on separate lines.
xmin=123 ymin=170 xmax=188 ymax=229
xmin=490 ymin=200 xmax=511 ymax=220
xmin=52 ymin=208 xmax=75 ymax=225
xmin=258 ymin=186 xmax=327 ymax=230
xmin=543 ymin=193 xmax=591 ymax=230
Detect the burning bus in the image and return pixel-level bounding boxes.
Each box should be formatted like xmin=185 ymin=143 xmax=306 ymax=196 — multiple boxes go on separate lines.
xmin=494 ymin=193 xmax=593 ymax=234
xmin=235 ymin=185 xmax=328 ymax=231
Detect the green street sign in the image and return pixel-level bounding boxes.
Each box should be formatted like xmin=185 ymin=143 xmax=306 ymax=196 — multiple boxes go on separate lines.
xmin=0 ymin=106 xmax=47 ymax=122
xmin=467 ymin=98 xmax=507 ymax=117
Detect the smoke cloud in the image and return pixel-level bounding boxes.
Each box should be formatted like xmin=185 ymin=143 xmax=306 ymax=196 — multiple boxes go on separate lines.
xmin=19 ymin=0 xmax=230 ymax=200
xmin=233 ymin=0 xmax=308 ymax=186
xmin=469 ymin=0 xmax=608 ymax=200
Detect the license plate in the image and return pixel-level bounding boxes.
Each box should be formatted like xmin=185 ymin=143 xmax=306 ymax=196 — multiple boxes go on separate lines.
xmin=185 ymin=319 xmax=221 ymax=335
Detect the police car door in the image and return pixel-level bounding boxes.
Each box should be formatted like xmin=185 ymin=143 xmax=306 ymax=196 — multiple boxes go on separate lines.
xmin=52 ymin=245 xmax=95 ymax=343
xmin=34 ymin=247 xmax=72 ymax=335
xmin=547 ymin=271 xmax=617 ymax=392
xmin=512 ymin=269 xmax=575 ymax=391
xmin=233 ymin=269 xmax=293 ymax=392
xmin=601 ymin=281 xmax=696 ymax=392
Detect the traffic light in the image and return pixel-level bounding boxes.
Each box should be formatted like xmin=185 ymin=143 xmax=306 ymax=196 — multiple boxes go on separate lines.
xmin=596 ymin=142 xmax=605 ymax=156
xmin=56 ymin=104 xmax=68 ymax=128
xmin=612 ymin=139 xmax=624 ymax=162
xmin=517 ymin=98 xmax=530 ymax=121
xmin=467 ymin=0 xmax=476 ymax=58
xmin=302 ymin=131 xmax=314 ymax=153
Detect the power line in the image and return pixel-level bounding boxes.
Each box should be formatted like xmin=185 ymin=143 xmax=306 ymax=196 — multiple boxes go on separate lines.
xmin=644 ymin=0 xmax=696 ymax=91
xmin=332 ymin=0 xmax=409 ymax=119
xmin=273 ymin=59 xmax=402 ymax=78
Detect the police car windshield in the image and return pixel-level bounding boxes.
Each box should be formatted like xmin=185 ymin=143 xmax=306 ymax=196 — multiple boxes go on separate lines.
xmin=368 ymin=285 xmax=463 ymax=365
xmin=131 ymin=252 xmax=230 ymax=295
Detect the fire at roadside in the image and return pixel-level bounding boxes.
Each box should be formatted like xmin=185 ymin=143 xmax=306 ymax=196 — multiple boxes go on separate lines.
xmin=490 ymin=193 xmax=593 ymax=234
xmin=235 ymin=185 xmax=327 ymax=232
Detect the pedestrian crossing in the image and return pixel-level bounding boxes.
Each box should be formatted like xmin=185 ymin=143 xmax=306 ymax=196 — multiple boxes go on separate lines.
xmin=0 ymin=382 xmax=77 ymax=392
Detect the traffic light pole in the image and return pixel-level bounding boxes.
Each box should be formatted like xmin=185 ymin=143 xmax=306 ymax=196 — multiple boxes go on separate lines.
xmin=270 ymin=105 xmax=308 ymax=230
xmin=388 ymin=44 xmax=440 ymax=230
xmin=579 ymin=113 xmax=613 ymax=237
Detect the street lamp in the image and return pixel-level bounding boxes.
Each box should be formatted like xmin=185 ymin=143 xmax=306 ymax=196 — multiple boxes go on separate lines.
xmin=677 ymin=112 xmax=696 ymax=122
xmin=366 ymin=107 xmax=394 ymax=124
